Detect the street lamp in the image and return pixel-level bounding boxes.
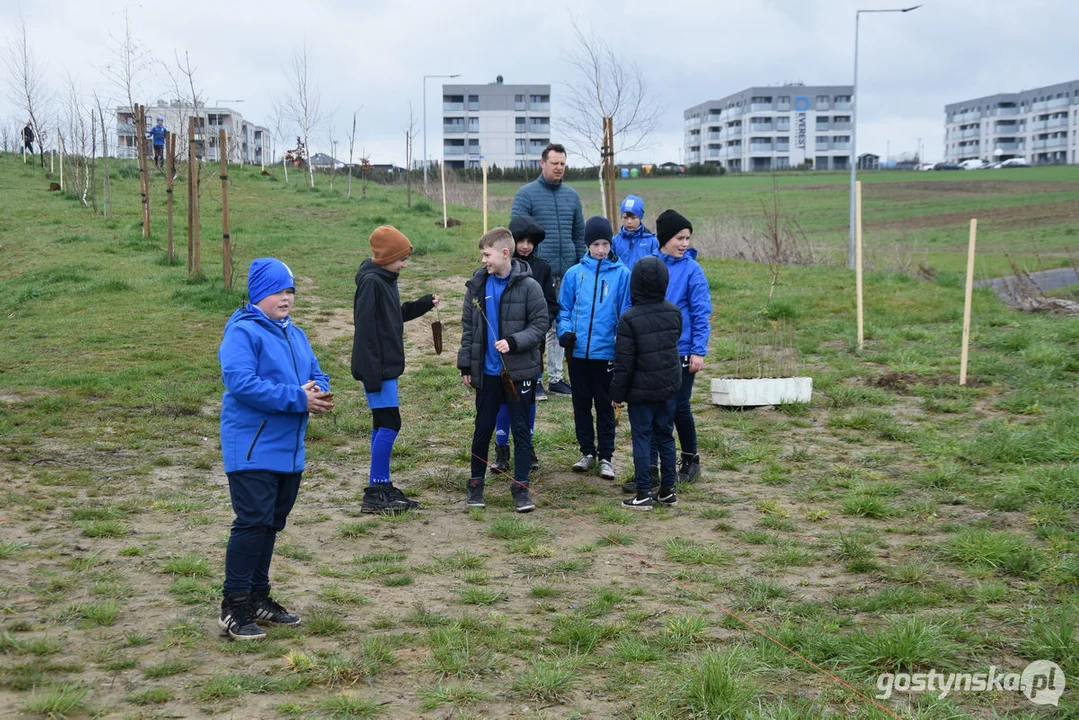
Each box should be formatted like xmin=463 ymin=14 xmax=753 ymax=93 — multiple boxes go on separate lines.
xmin=423 ymin=73 xmax=461 ymax=189
xmin=849 ymin=5 xmax=920 ymax=269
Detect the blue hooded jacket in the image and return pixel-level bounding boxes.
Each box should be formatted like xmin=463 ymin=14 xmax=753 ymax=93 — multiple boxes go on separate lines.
xmin=655 ymin=247 xmax=712 ymax=356
xmin=612 ymin=224 xmax=659 ymax=270
xmin=219 ymin=305 xmax=330 ymax=474
xmin=557 ymin=252 xmax=631 ymax=361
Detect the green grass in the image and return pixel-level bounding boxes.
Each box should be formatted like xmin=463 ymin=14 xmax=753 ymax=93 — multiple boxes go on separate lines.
xmin=0 ymin=153 xmax=1076 ymax=718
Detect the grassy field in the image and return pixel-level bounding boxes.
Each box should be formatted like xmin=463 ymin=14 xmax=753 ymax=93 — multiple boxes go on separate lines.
xmin=0 ymin=152 xmax=1077 ymax=719
xmin=477 ymin=166 xmax=1079 ymax=276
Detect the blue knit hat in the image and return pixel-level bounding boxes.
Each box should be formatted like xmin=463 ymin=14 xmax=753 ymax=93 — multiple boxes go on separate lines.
xmin=620 ymin=194 xmax=644 ymax=219
xmin=248 ymin=258 xmax=294 ymax=304
xmin=584 ymin=216 xmax=613 ymax=246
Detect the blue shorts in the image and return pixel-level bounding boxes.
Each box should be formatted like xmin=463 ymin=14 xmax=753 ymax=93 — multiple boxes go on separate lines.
xmin=364 ymin=378 xmax=399 ymax=409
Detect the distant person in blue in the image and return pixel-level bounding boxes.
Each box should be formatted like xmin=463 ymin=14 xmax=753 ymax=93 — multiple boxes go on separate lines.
xmin=612 ymin=194 xmax=658 ymax=270
xmin=651 ymin=210 xmax=712 ymax=484
xmin=218 ymin=258 xmax=334 ymax=640
xmin=558 ymin=216 xmax=631 ymax=481
xmin=148 ymin=117 xmax=167 ymax=169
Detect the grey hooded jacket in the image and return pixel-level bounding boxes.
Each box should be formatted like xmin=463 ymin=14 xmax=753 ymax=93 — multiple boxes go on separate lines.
xmin=458 ymin=260 xmax=549 ymax=388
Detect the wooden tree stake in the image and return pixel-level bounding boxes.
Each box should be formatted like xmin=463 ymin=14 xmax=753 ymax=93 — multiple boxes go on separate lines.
xmin=166 ymin=133 xmax=175 ymax=263
xmin=220 ymin=129 xmax=232 ymax=291
xmin=960 ymin=219 xmax=977 ymax=385
xmin=440 ymin=157 xmax=448 ymax=229
xmin=855 ymin=180 xmax=864 ymax=350
xmin=482 ymin=158 xmax=488 ymax=233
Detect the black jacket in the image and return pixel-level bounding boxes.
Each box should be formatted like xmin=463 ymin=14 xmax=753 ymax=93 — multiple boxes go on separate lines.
xmin=458 ymin=260 xmax=548 ymax=388
xmin=609 ymin=256 xmax=683 ymax=404
xmin=351 ymin=258 xmax=434 ymax=392
xmin=509 ymin=215 xmax=559 ymax=325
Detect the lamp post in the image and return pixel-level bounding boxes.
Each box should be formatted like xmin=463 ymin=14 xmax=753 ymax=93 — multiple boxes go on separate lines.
xmin=423 ymin=73 xmax=460 ymax=190
xmin=849 ymin=5 xmax=920 ymax=269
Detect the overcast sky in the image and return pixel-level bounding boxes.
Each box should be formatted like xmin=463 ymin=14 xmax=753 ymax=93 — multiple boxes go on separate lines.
xmin=3 ymin=0 xmax=1076 ymax=165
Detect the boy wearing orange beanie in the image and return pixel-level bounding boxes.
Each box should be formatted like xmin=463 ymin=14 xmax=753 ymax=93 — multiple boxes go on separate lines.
xmin=351 ymin=225 xmax=440 ymax=513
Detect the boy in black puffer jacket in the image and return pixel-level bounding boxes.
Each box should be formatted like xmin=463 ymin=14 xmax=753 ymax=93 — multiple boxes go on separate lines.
xmin=490 ymin=216 xmax=559 ymax=474
xmin=459 ymin=227 xmax=549 ymax=512
xmin=609 ymin=256 xmax=683 ymax=510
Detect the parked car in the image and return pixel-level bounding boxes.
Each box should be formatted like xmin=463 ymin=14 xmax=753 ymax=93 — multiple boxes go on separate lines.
xmin=933 ymin=162 xmax=962 ymax=171
xmin=999 ymin=157 xmax=1030 ymax=168
xmin=916 ymin=163 xmax=935 ymax=171
xmin=960 ymin=159 xmax=987 ymax=170
xmin=985 ymin=162 xmax=1003 ymax=169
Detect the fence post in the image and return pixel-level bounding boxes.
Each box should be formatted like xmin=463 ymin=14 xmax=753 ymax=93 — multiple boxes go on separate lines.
xmin=220 ymin=128 xmax=232 ymax=291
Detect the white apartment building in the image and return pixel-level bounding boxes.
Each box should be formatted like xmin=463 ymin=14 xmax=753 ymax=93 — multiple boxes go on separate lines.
xmin=944 ymin=80 xmax=1079 ymax=165
xmin=442 ymin=78 xmax=550 ymax=170
xmin=116 ymin=100 xmax=270 ymax=165
xmin=684 ymin=84 xmax=854 ymax=172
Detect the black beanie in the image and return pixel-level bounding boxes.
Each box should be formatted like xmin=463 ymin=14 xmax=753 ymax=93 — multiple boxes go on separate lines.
xmin=584 ymin=215 xmax=613 ymax=245
xmin=656 ymin=209 xmax=693 ymax=246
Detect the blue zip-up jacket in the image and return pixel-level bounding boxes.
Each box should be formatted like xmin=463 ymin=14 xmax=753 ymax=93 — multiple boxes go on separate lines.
xmin=511 ymin=175 xmax=586 ymax=277
xmin=612 ymin=224 xmax=659 ymax=271
xmin=219 ymin=305 xmax=330 ymax=474
xmin=148 ymin=124 xmax=167 ymax=146
xmin=558 ymin=253 xmax=631 ymax=361
xmin=655 ymin=248 xmax=712 ymax=357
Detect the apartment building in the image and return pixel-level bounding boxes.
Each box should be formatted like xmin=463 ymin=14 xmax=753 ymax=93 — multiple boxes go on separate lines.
xmin=442 ymin=78 xmax=550 ymax=170
xmin=944 ymin=79 xmax=1079 ymax=165
xmin=684 ymin=84 xmax=854 ymax=172
xmin=115 ymin=100 xmax=270 ymax=165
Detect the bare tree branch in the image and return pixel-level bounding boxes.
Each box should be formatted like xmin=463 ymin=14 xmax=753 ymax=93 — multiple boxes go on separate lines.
xmin=5 ymin=12 xmax=51 ymax=167
xmin=560 ymin=19 xmax=662 ymax=165
xmin=282 ymin=41 xmax=322 ymax=188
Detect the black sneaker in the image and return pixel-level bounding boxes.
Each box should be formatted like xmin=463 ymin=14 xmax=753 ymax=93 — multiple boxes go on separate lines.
xmin=678 ymin=453 xmax=701 ymax=483
xmin=653 ymin=488 xmax=678 ymax=506
xmin=620 ymin=480 xmax=637 ymax=494
xmin=622 ymin=493 xmax=653 ymax=511
xmin=466 ymin=478 xmax=486 ymax=508
xmin=491 ymin=444 xmax=511 ymax=473
xmin=251 ymin=589 xmax=301 ymax=626
xmin=511 ymin=482 xmax=535 ymax=513
xmin=361 ymin=484 xmax=417 ymax=514
xmin=219 ymin=592 xmax=266 ymax=640
xmin=548 ymin=380 xmax=573 ymax=395
xmin=536 ymin=381 xmax=547 ymax=402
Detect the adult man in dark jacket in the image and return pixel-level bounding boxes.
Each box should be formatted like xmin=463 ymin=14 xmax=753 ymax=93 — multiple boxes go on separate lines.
xmin=459 ymin=228 xmax=549 ymax=512
xmin=609 ymin=256 xmax=682 ymax=509
xmin=511 ymin=143 xmax=585 ymax=396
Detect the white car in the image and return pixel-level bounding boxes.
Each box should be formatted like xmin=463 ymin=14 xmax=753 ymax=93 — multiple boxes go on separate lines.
xmin=999 ymin=157 xmax=1030 ymax=168
xmin=960 ymin=159 xmax=987 ymax=170
xmin=916 ymin=163 xmax=935 ymax=171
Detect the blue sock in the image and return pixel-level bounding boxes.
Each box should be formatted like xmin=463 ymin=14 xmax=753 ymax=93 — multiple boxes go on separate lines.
xmin=369 ymin=427 xmax=398 ymax=485
xmin=495 ymin=404 xmax=510 ymax=447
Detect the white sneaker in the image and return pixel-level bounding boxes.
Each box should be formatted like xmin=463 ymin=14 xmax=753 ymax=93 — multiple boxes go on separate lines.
xmin=571 ymin=454 xmax=595 ymax=473
xmin=599 ymin=459 xmax=615 ymax=480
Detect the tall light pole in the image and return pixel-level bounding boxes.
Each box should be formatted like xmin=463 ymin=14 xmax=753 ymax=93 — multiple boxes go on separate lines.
xmin=423 ymin=73 xmax=460 ymax=190
xmin=849 ymin=5 xmax=920 ymax=269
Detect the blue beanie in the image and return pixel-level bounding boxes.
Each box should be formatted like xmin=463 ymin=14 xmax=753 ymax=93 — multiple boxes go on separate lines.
xmin=248 ymin=258 xmax=294 ymax=304
xmin=584 ymin=216 xmax=613 ymax=245
xmin=620 ymin=194 xmax=645 ymax=219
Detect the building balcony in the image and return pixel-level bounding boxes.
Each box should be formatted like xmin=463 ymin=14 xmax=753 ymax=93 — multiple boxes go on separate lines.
xmin=443 ymin=102 xmax=463 ymax=111
xmin=116 ymin=122 xmax=136 ymax=135
xmin=776 ymin=103 xmax=791 ymax=112
xmin=685 ymin=117 xmax=701 ymax=127
xmin=815 ymin=143 xmax=830 ymax=151
xmin=831 ymin=122 xmax=851 ymax=131
xmin=750 ymin=145 xmax=773 ymax=154
xmin=444 ymin=146 xmax=466 ymax=155
xmin=529 ymin=124 xmax=551 ymax=134
xmin=1048 ymin=118 xmax=1068 ymax=128
xmin=1044 ymin=136 xmax=1068 ymax=148
xmin=443 ymin=125 xmax=465 ymax=135
xmin=707 ymin=114 xmax=722 ymax=123
xmin=749 ymin=124 xmax=774 ymax=133
xmin=816 ymin=123 xmax=830 ymax=132
xmin=707 ymin=132 xmax=722 ymax=141
xmin=750 ymin=103 xmax=773 ymax=112
xmin=834 ymin=101 xmax=852 ymax=110
xmin=992 ymin=107 xmax=1019 ymax=116
xmin=726 ymin=127 xmax=742 ymax=138
xmin=776 ymin=123 xmax=791 ymax=132
xmin=529 ymin=102 xmax=550 ymax=111
xmin=832 ymin=142 xmax=851 ymax=151
xmin=707 ymin=149 xmax=722 ymax=158
xmin=817 ymin=102 xmax=831 ymax=111
xmin=995 ymin=141 xmax=1021 ymax=151
xmin=726 ymin=107 xmax=743 ymax=117
xmin=1031 ymin=121 xmax=1049 ymax=131
xmin=776 ymin=145 xmax=791 ymax=153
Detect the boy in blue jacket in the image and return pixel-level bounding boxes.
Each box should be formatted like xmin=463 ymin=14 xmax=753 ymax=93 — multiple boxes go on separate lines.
xmin=612 ymin=194 xmax=659 ymax=271
xmin=218 ymin=258 xmax=334 ymax=640
xmin=652 ymin=210 xmax=712 ymax=483
xmin=558 ymin=216 xmax=631 ymax=481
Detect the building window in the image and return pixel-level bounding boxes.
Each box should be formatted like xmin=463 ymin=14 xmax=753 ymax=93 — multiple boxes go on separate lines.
xmin=467 ymin=94 xmax=479 ymax=111
xmin=515 ymin=117 xmax=526 ymax=133
xmin=468 ymin=117 xmax=479 ymax=132
xmin=775 ymin=156 xmax=789 ymax=168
